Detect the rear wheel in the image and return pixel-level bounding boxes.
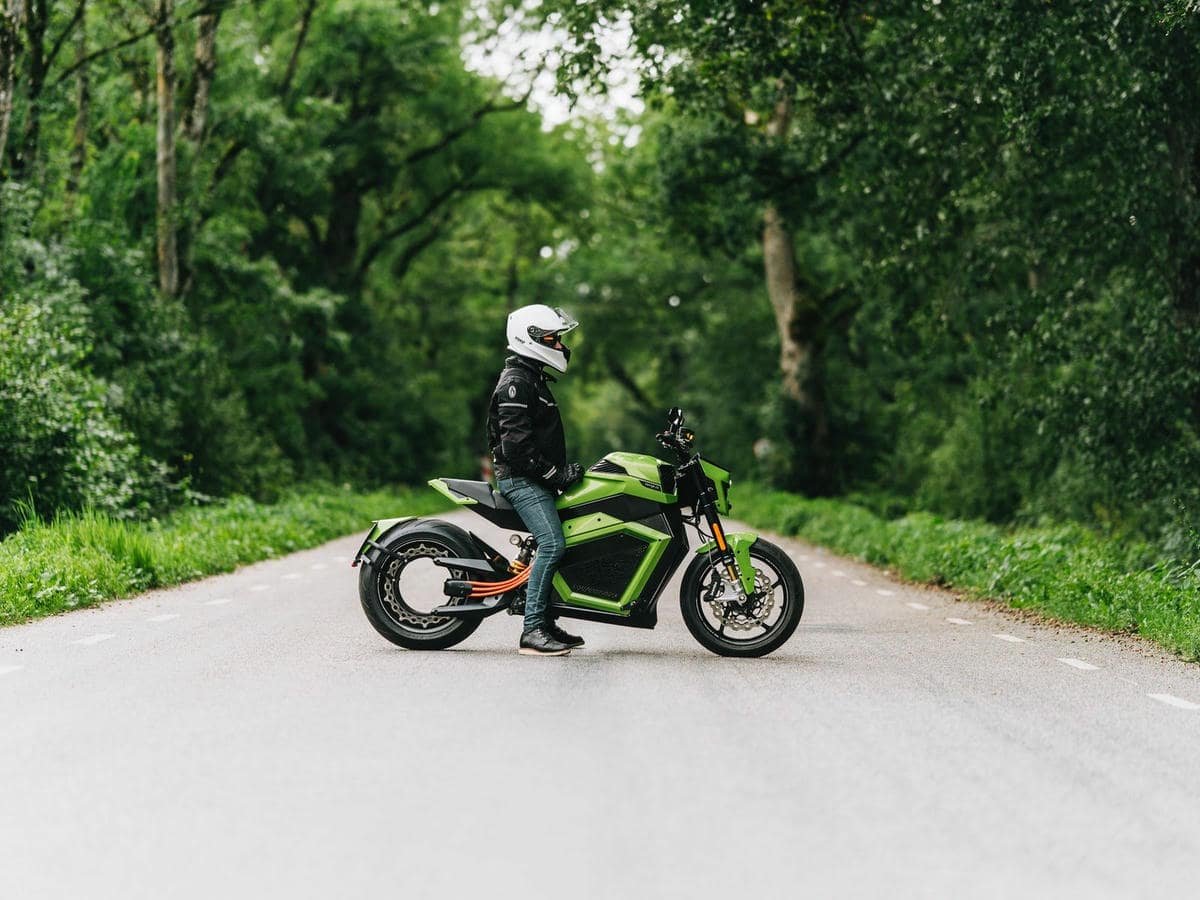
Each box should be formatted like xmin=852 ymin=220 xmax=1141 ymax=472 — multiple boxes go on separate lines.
xmin=358 ymin=523 xmax=481 ymax=650
xmin=679 ymin=538 xmax=803 ymax=658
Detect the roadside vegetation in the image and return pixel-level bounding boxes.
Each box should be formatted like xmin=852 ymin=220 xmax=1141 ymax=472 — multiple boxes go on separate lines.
xmin=735 ymin=485 xmax=1200 ymax=662
xmin=3 ymin=3 xmax=1200 ymax=636
xmin=0 ymin=486 xmax=450 ymax=626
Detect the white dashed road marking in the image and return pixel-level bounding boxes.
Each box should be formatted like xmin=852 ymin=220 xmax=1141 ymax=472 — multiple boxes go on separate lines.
xmin=876 ymin=589 xmax=895 ymax=596
xmin=832 ymin=570 xmax=847 ymax=577
xmin=946 ymin=617 xmax=972 ymax=626
xmin=249 ymin=584 xmax=269 ymax=592
xmin=148 ymin=614 xmax=179 ymax=623
xmin=1148 ymin=693 xmax=1200 ymax=710
xmin=333 ymin=555 xmax=349 ymax=562
xmin=993 ymin=634 xmax=1025 ymax=643
xmin=0 ymin=665 xmax=23 ymax=677
xmin=282 ymin=573 xmax=303 ymax=580
xmin=906 ymin=602 xmax=930 ymax=611
xmin=852 ymin=579 xmax=867 ymax=586
xmin=72 ymin=634 xmax=115 ymax=646
xmin=1057 ymin=658 xmax=1098 ymax=671
xmin=813 ymin=561 xmax=828 ymax=569
xmin=309 ymin=563 xmax=328 ymax=570
xmin=204 ymin=598 xmax=233 ymax=606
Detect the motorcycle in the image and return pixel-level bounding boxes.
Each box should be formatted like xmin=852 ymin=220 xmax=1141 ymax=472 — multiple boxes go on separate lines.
xmin=352 ymin=408 xmax=804 ymax=657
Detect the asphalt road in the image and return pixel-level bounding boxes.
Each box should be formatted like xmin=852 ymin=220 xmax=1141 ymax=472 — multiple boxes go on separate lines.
xmin=3 ymin=508 xmax=1200 ymax=899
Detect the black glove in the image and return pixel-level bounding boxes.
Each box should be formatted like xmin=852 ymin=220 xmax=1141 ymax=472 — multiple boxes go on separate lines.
xmin=547 ymin=462 xmax=583 ymax=491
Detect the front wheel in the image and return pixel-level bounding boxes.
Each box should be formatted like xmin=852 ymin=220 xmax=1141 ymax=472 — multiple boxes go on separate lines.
xmin=679 ymin=538 xmax=803 ymax=658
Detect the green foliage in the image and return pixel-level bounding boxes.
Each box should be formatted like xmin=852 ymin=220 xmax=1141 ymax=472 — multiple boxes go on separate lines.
xmin=0 ymin=189 xmax=141 ymax=530
xmin=3 ymin=0 xmax=1200 ymax=574
xmin=0 ymin=484 xmax=452 ymax=625
xmin=1 ymin=0 xmax=595 ymax=530
xmin=542 ymin=0 xmax=1200 ymax=548
xmin=735 ymin=483 xmax=1200 ymax=662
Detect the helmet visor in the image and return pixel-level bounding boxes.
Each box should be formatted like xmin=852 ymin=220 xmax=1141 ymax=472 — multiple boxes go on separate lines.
xmin=553 ymin=307 xmax=579 ymax=334
xmin=528 ymin=308 xmax=578 ymax=351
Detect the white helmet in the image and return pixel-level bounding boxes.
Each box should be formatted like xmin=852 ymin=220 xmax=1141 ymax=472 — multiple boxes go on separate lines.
xmin=506 ymin=304 xmax=579 ymax=373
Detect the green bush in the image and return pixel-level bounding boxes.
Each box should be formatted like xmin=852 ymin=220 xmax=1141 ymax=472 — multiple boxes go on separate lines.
xmin=0 ymin=282 xmax=142 ymax=532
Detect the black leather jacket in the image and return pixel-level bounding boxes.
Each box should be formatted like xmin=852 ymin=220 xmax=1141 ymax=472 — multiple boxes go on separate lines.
xmin=487 ymin=355 xmax=566 ymax=483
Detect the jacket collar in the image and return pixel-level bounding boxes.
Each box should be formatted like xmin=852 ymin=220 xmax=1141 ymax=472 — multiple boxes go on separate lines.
xmin=505 ymin=354 xmax=556 ymax=383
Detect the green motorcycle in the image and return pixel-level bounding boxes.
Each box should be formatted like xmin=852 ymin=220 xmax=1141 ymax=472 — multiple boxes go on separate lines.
xmin=352 ymin=408 xmax=804 ymax=657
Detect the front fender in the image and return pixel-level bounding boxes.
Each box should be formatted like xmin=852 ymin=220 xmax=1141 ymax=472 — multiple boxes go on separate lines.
xmin=695 ymin=531 xmax=758 ymax=594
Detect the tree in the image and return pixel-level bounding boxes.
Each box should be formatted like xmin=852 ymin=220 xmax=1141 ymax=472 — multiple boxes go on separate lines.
xmin=542 ymin=0 xmax=872 ymax=491
xmin=154 ymin=0 xmax=177 ymax=296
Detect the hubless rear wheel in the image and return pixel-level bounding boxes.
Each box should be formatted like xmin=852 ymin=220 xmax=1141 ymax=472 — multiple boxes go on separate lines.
xmin=679 ymin=538 xmax=803 ymax=658
xmin=358 ymin=520 xmax=481 ymax=650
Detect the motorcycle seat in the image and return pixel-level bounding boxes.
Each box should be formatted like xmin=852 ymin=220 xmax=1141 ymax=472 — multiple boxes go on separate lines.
xmin=441 ymin=478 xmax=514 ymax=510
xmin=440 ymin=479 xmax=528 ymax=532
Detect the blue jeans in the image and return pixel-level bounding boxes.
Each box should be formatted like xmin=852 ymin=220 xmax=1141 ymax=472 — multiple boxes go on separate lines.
xmin=496 ymin=475 xmax=565 ymax=631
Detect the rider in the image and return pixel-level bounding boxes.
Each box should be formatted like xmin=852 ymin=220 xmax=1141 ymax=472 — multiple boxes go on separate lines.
xmin=487 ymin=304 xmax=586 ymax=657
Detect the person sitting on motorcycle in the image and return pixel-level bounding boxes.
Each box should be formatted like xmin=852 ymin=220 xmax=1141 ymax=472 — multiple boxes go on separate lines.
xmin=487 ymin=304 xmax=585 ymax=657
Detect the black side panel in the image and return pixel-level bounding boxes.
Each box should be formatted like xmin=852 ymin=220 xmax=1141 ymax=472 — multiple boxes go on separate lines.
xmin=557 ymin=533 xmax=649 ymax=601
xmin=560 ymin=494 xmax=663 ymax=524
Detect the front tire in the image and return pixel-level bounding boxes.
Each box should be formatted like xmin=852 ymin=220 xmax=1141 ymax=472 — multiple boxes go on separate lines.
xmin=358 ymin=521 xmax=481 ymax=650
xmin=679 ymin=538 xmax=803 ymax=658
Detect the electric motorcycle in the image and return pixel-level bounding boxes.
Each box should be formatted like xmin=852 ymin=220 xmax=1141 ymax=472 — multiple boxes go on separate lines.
xmin=352 ymin=408 xmax=804 ymax=657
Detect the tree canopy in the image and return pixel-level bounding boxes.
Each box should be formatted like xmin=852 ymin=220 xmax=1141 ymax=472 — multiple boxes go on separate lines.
xmin=2 ymin=0 xmax=1199 ymax=553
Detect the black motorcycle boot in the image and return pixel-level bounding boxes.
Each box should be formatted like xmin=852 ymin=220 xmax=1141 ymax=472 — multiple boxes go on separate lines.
xmin=519 ymin=626 xmax=573 ymax=656
xmin=546 ymin=617 xmax=584 ymax=648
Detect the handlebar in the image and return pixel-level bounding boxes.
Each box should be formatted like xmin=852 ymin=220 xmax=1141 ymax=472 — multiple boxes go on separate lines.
xmin=656 ymin=408 xmax=695 ymax=458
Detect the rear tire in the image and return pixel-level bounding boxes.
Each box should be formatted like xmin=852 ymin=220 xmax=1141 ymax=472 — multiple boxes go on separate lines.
xmin=679 ymin=538 xmax=803 ymax=658
xmin=358 ymin=521 xmax=481 ymax=650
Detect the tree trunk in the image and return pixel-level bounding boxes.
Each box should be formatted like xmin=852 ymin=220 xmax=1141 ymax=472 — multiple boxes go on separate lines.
xmin=0 ymin=1 xmax=22 ymax=175
xmin=281 ymin=0 xmax=317 ymax=101
xmin=155 ymin=0 xmax=178 ymax=297
xmin=14 ymin=0 xmax=43 ymax=176
xmin=66 ymin=0 xmax=87 ymax=198
xmin=763 ymin=201 xmax=815 ymax=408
xmin=761 ymin=83 xmax=830 ymax=491
xmin=184 ymin=10 xmax=218 ymax=144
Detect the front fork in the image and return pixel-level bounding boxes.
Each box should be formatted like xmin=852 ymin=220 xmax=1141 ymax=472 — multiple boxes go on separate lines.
xmin=688 ymin=464 xmax=752 ymax=598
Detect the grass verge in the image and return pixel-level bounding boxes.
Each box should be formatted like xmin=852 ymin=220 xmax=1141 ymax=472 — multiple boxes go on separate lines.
xmin=734 ymin=484 xmax=1200 ymax=662
xmin=0 ymin=485 xmax=452 ymax=626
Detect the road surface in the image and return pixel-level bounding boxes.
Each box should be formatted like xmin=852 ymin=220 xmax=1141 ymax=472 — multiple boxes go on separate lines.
xmin=3 ymin=510 xmax=1200 ymax=898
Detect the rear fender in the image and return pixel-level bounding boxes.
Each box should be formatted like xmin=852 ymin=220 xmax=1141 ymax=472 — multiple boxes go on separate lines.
xmin=695 ymin=531 xmax=758 ymax=594
xmin=353 ymin=517 xmax=493 ymax=572
xmin=352 ymin=517 xmax=415 ymax=568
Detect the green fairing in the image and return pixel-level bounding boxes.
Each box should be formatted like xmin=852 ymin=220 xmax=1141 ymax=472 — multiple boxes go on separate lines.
xmin=699 ymin=458 xmax=732 ymax=514
xmin=606 ymin=451 xmax=666 ymax=484
xmin=428 ymin=478 xmax=476 ymax=505
xmin=553 ymin=514 xmax=672 ymax=613
xmin=556 ymin=452 xmax=675 ymax=508
xmin=696 ymin=531 xmax=758 ymax=593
